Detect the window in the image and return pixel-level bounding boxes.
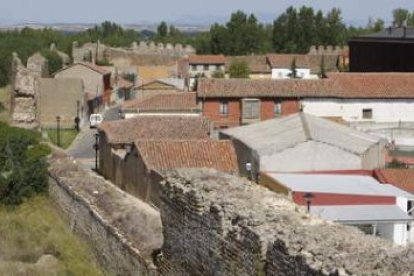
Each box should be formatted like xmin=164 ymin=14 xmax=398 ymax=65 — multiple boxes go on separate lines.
xmin=242 ymin=99 xmax=260 ymax=119
xmin=362 ymin=108 xmax=373 ymax=119
xmin=215 ymin=65 xmax=221 ymax=71
xmin=203 ymin=64 xmax=209 ymax=71
xmin=274 ymin=100 xmax=282 ymax=117
xmin=191 ymin=65 xmax=197 ymax=71
xmin=219 ymin=100 xmax=229 ymax=116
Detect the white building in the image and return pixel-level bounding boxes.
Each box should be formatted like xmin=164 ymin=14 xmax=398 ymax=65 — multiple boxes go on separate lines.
xmin=267 ymin=54 xmax=318 ymax=79
xmin=302 ymin=73 xmax=414 ymax=145
xmin=263 ymin=173 xmax=414 ymax=246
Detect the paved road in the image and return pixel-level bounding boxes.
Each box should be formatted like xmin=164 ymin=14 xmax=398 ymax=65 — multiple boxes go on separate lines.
xmin=67 ymin=105 xmax=121 ymax=168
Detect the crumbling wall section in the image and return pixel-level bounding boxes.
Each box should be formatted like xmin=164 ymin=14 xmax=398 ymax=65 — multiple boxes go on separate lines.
xmin=160 ymin=169 xmax=414 ymax=276
xmin=72 ymin=41 xmax=195 ymax=67
xmin=10 ymin=52 xmax=48 ymax=128
xmin=48 ymin=153 xmax=162 ymax=276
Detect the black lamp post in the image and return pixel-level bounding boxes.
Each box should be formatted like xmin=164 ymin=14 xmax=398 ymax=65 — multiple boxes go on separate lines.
xmin=303 ymin=192 xmax=314 ymax=213
xmin=75 ymin=100 xmax=80 ymax=132
xmin=93 ymin=132 xmax=100 ymax=172
xmin=56 ymin=115 xmax=61 ymax=147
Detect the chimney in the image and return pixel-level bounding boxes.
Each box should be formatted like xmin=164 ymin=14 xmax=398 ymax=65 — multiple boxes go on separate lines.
xmin=403 ymin=26 xmax=407 ymax=38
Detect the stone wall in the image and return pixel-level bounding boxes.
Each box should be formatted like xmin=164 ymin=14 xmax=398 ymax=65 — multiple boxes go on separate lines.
xmin=159 ymin=169 xmax=414 ymax=276
xmin=72 ymin=41 xmax=195 ymax=67
xmin=10 ymin=52 xmax=48 ymax=128
xmin=48 ymin=152 xmax=163 ymax=276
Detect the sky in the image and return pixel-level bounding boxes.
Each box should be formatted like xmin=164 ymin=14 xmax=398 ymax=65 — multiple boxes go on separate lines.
xmin=2 ymin=0 xmax=414 ymax=26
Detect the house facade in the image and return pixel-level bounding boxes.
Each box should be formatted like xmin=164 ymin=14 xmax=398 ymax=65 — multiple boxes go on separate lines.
xmin=267 ymin=54 xmax=317 ymax=79
xmin=54 ymin=62 xmax=111 ymax=112
xmin=97 ymin=116 xmax=211 ymax=185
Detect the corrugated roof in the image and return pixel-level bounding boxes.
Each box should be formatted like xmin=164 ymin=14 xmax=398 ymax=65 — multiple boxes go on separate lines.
xmin=197 ymin=73 xmax=414 ymax=99
xmin=121 ymin=92 xmax=198 ymax=111
xmin=189 ymin=55 xmax=226 ymax=65
xmin=311 ymin=205 xmax=412 ymax=223
xmin=98 ymin=116 xmax=211 ymax=144
xmin=268 ymin=173 xmax=414 ymax=198
xmin=135 ymin=140 xmax=239 ymax=173
xmin=221 ymin=113 xmax=382 ymax=156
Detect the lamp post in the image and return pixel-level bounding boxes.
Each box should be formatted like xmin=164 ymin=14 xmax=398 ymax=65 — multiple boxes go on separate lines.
xmin=303 ymin=192 xmax=314 ymax=213
xmin=93 ymin=132 xmax=100 ymax=172
xmin=56 ymin=116 xmax=61 ymax=147
xmin=75 ymin=100 xmax=80 ymax=132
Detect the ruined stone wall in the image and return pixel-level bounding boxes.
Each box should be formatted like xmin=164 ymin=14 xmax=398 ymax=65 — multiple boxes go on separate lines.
xmin=72 ymin=41 xmax=195 ymax=67
xmin=48 ymin=153 xmax=162 ymax=276
xmin=10 ymin=53 xmax=48 ymax=128
xmin=159 ymin=169 xmax=414 ymax=276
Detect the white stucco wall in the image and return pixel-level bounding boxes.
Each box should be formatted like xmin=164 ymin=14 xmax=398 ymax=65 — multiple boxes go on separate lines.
xmin=377 ymin=222 xmax=408 ymax=246
xmin=271 ymin=68 xmax=318 ymax=79
xmin=302 ymin=98 xmax=414 ymax=123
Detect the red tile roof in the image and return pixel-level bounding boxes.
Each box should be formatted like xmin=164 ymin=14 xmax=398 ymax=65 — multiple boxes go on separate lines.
xmin=98 ymin=116 xmax=211 ymax=144
xmin=266 ymin=54 xmax=309 ymax=68
xmin=122 ymin=92 xmax=198 ymax=111
xmin=225 ymin=55 xmax=271 ymax=73
xmin=197 ymin=73 xmax=414 ymax=99
xmin=374 ymin=169 xmax=414 ymax=194
xmin=189 ymin=55 xmax=226 ymax=65
xmin=135 ymin=140 xmax=239 ymax=173
xmin=197 ymin=78 xmax=334 ymax=98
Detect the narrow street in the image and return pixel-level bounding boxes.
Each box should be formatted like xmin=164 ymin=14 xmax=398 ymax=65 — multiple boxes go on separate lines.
xmin=66 ymin=105 xmax=121 ymax=169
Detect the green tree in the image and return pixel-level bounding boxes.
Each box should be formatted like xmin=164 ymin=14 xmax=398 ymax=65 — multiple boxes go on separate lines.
xmin=393 ymin=8 xmax=410 ymax=27
xmin=228 ymin=60 xmax=250 ymax=78
xmin=319 ymin=55 xmax=327 ymax=79
xmin=211 ymin=70 xmax=225 ymax=78
xmin=40 ymin=49 xmax=63 ymax=74
xmin=157 ymin=21 xmax=168 ymax=37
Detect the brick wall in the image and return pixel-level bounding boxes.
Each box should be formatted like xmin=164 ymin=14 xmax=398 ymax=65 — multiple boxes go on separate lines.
xmin=202 ymin=98 xmax=300 ymax=129
xmin=202 ymin=98 xmax=241 ymax=129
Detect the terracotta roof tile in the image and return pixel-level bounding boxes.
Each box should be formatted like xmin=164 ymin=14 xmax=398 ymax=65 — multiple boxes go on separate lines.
xmin=197 ymin=78 xmax=333 ymax=98
xmin=225 ymin=55 xmax=271 ymax=73
xmin=266 ymin=54 xmax=309 ymax=68
xmin=197 ymin=73 xmax=414 ymax=99
xmin=98 ymin=116 xmax=210 ymax=144
xmin=122 ymin=92 xmax=199 ymax=111
xmin=135 ymin=140 xmax=239 ymax=173
xmin=375 ymin=169 xmax=414 ymax=194
xmin=189 ymin=55 xmax=226 ymax=65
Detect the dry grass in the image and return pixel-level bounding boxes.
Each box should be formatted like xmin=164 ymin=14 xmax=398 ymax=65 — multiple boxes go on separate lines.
xmin=0 ymin=196 xmax=104 ymax=275
xmin=0 ymin=86 xmax=11 ymax=123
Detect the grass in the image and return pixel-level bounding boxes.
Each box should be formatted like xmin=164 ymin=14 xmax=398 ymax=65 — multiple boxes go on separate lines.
xmin=46 ymin=129 xmax=78 ymax=149
xmin=0 ymin=196 xmax=104 ymax=276
xmin=0 ymin=86 xmax=10 ymax=123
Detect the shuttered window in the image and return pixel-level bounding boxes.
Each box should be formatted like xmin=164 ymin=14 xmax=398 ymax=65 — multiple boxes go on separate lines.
xmin=242 ymin=99 xmax=260 ymax=119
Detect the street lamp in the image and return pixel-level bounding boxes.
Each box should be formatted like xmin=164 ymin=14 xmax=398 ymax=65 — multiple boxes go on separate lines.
xmin=75 ymin=100 xmax=80 ymax=132
xmin=56 ymin=116 xmax=61 ymax=147
xmin=93 ymin=132 xmax=100 ymax=172
xmin=303 ymin=192 xmax=314 ymax=213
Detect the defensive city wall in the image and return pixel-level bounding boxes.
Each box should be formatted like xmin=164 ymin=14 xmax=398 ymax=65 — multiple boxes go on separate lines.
xmin=48 ymin=153 xmax=414 ymax=275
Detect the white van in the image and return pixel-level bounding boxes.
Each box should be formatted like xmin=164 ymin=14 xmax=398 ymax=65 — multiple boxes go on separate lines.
xmin=89 ymin=113 xmax=104 ymax=128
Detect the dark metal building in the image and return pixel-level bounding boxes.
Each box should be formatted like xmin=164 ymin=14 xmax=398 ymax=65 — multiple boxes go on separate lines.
xmin=349 ymin=27 xmax=414 ymax=72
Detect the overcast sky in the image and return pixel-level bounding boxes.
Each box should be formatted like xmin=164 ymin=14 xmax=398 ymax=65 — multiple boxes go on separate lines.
xmin=2 ymin=0 xmax=414 ymax=26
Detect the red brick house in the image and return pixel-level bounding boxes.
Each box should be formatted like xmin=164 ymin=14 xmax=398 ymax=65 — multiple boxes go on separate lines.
xmin=197 ymin=78 xmax=332 ymax=129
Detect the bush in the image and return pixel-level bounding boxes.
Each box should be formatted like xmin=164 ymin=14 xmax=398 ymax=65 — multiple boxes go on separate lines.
xmin=0 ymin=123 xmax=50 ymax=205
